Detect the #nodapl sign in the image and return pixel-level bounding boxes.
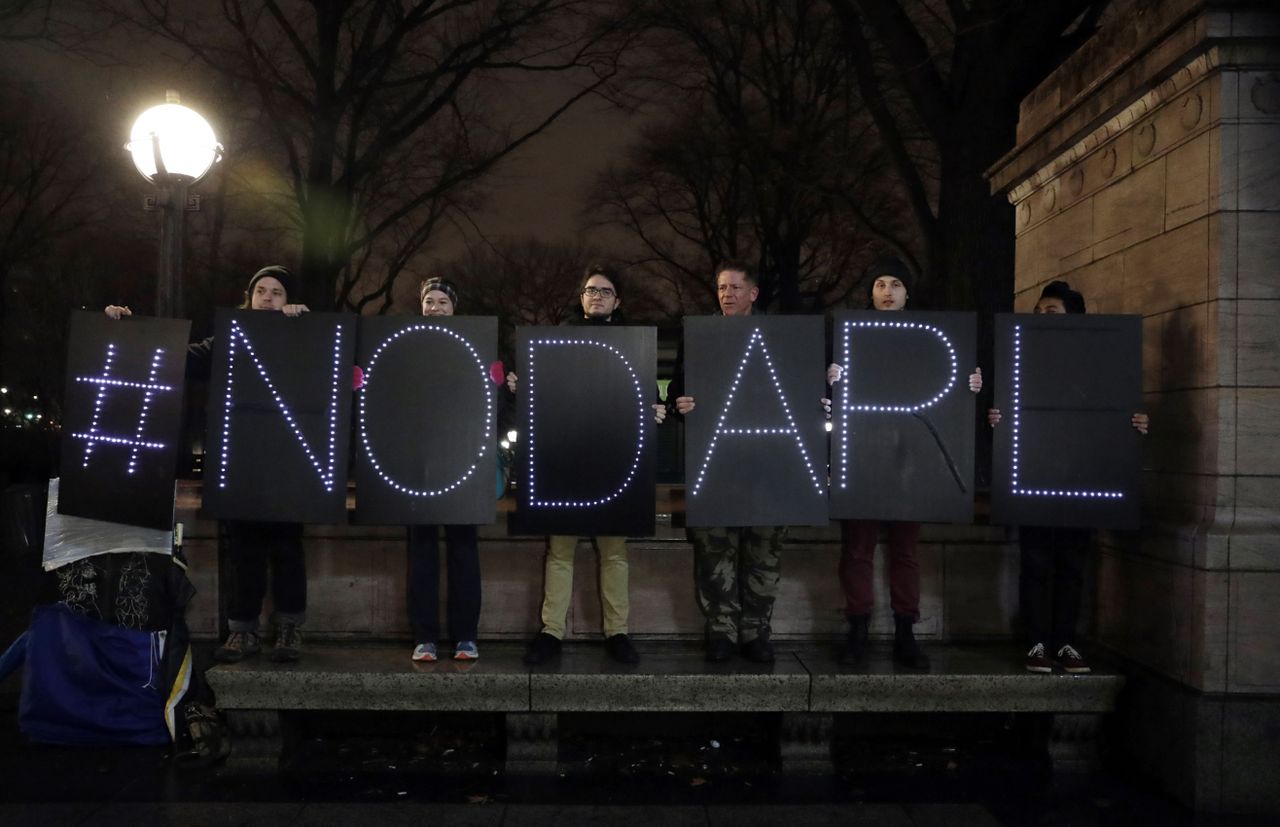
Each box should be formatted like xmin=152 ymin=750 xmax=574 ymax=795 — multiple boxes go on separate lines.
xmin=60 ymin=311 xmax=1143 ymax=531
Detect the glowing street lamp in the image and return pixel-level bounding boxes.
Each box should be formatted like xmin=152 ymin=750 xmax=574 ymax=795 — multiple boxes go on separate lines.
xmin=125 ymin=90 xmax=222 ymax=318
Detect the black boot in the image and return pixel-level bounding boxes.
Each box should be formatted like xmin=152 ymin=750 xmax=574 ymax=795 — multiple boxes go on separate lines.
xmin=841 ymin=614 xmax=869 ymax=667
xmin=893 ymin=614 xmax=930 ymax=670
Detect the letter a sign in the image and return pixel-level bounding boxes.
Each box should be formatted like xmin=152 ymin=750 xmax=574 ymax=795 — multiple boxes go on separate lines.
xmin=683 ymin=316 xmax=828 ymax=527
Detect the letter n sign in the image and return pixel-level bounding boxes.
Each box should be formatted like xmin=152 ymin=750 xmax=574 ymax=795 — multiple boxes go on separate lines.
xmin=57 ymin=310 xmax=191 ymax=530
xmin=203 ymin=309 xmax=356 ymax=524
xmin=683 ymin=316 xmax=828 ymax=527
xmin=829 ymin=311 xmax=977 ymax=524
xmin=990 ymin=313 xmax=1142 ymax=529
xmin=513 ymin=325 xmax=657 ymax=537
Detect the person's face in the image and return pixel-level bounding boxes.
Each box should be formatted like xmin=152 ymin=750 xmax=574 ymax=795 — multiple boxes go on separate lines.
xmin=580 ymin=275 xmax=620 ymax=319
xmin=1034 ymin=297 xmax=1067 ymax=314
xmin=872 ymin=276 xmax=908 ymax=311
xmin=421 ymin=289 xmax=455 ymax=316
xmin=250 ymin=276 xmax=287 ymax=311
xmin=716 ymin=270 xmax=758 ymax=316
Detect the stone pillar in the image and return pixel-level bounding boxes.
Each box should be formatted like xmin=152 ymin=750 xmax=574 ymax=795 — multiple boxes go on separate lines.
xmin=989 ymin=0 xmax=1280 ymax=814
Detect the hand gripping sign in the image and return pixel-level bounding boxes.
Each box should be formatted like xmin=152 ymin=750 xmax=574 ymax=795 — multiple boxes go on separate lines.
xmin=203 ymin=309 xmax=356 ymax=524
xmin=990 ymin=313 xmax=1141 ymax=530
xmin=683 ymin=316 xmax=828 ymax=527
xmin=58 ymin=311 xmax=191 ymax=530
xmin=351 ymin=315 xmax=499 ymax=525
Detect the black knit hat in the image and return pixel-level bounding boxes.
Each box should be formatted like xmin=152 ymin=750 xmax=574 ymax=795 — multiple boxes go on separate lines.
xmin=1038 ymin=280 xmax=1086 ymax=314
xmin=247 ymin=265 xmax=296 ymax=301
xmin=419 ymin=277 xmax=460 ymax=310
xmin=864 ymin=256 xmax=913 ymax=307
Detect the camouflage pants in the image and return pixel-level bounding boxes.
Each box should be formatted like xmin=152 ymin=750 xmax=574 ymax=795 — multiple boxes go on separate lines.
xmin=687 ymin=525 xmax=786 ymax=642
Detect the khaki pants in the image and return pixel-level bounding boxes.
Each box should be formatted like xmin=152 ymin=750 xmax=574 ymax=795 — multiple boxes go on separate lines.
xmin=539 ymin=535 xmax=629 ymax=638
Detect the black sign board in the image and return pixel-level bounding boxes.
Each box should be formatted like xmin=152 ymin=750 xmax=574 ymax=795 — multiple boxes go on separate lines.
xmin=514 ymin=326 xmax=657 ymax=536
xmin=352 ymin=315 xmax=499 ymax=525
xmin=57 ymin=311 xmax=191 ymax=530
xmin=683 ymin=316 xmax=828 ymax=527
xmin=203 ymin=310 xmax=356 ymax=524
xmin=829 ymin=311 xmax=977 ymax=523
xmin=990 ymin=313 xmax=1142 ymax=529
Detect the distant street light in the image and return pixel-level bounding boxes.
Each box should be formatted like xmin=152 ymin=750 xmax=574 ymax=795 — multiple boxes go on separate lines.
xmin=125 ymin=90 xmax=222 ymax=318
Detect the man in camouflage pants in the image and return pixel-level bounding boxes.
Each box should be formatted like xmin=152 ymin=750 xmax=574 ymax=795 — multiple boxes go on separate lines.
xmin=669 ymin=260 xmax=787 ymax=663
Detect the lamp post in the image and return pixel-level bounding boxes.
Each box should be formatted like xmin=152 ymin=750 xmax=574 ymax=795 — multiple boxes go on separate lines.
xmin=125 ymin=90 xmax=222 ymax=318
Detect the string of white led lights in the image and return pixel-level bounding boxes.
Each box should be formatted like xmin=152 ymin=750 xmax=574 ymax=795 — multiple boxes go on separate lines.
xmin=691 ymin=328 xmax=824 ymax=497
xmin=1010 ymin=323 xmax=1123 ymax=500
xmin=525 ymin=338 xmax=646 ymax=508
xmin=357 ymin=324 xmax=494 ymax=497
xmin=836 ymin=319 xmax=958 ymax=489
xmin=217 ymin=320 xmax=343 ymax=493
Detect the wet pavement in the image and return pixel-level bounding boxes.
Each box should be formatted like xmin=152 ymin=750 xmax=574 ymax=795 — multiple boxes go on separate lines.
xmin=0 ymin=651 xmax=1271 ymax=826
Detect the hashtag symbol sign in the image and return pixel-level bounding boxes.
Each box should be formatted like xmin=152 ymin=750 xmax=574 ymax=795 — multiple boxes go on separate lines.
xmin=71 ymin=343 xmax=176 ymax=474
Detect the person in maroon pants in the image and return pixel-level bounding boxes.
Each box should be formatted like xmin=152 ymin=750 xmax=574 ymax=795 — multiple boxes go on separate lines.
xmin=827 ymin=258 xmax=982 ymax=669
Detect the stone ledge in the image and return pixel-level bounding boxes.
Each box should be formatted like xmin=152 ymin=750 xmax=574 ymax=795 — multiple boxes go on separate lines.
xmin=801 ymin=647 xmax=1124 ymax=713
xmin=207 ymin=642 xmax=1124 ymax=715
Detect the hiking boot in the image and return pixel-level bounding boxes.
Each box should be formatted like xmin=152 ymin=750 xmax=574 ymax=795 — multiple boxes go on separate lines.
xmin=892 ymin=614 xmax=930 ymax=670
xmin=1025 ymin=642 xmax=1053 ymax=673
xmin=841 ymin=614 xmax=870 ymax=667
xmin=740 ymin=634 xmax=775 ymax=664
xmin=605 ymin=633 xmax=640 ymax=664
xmin=1056 ymin=644 xmax=1091 ymax=674
xmin=705 ymin=634 xmax=735 ymax=663
xmin=272 ymin=623 xmax=302 ymax=662
xmin=453 ymin=641 xmax=480 ymax=661
xmin=412 ymin=642 xmax=438 ymax=662
xmin=523 ymin=632 xmax=561 ymax=665
xmin=176 ymin=702 xmax=230 ymax=770
xmin=214 ymin=631 xmax=261 ymax=664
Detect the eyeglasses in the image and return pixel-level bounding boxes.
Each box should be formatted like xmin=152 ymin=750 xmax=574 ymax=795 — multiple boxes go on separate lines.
xmin=582 ymin=286 xmax=615 ymax=298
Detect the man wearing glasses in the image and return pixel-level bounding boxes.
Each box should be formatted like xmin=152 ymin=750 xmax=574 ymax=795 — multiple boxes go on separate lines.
xmin=523 ymin=265 xmax=665 ymax=665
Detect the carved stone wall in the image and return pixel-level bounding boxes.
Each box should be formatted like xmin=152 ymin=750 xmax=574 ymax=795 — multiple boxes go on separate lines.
xmin=990 ymin=0 xmax=1280 ymax=814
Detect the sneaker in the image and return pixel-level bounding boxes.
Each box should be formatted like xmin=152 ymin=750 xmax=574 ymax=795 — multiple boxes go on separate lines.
xmin=412 ymin=642 xmax=438 ymax=662
xmin=605 ymin=633 xmax=640 ymax=664
xmin=1025 ymin=642 xmax=1053 ymax=673
xmin=705 ymin=634 xmax=735 ymax=663
xmin=271 ymin=623 xmax=302 ymax=662
xmin=740 ymin=634 xmax=775 ymax=664
xmin=454 ymin=641 xmax=480 ymax=661
xmin=214 ymin=631 xmax=261 ymax=663
xmin=523 ymin=632 xmax=561 ymax=665
xmin=1056 ymin=644 xmax=1091 ymax=674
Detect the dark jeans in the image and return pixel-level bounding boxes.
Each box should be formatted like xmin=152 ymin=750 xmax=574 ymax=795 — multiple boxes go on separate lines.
xmin=1019 ymin=525 xmax=1090 ymax=650
xmin=839 ymin=519 xmax=921 ymax=619
xmin=407 ymin=524 xmax=481 ymax=644
xmin=223 ymin=520 xmax=306 ymax=632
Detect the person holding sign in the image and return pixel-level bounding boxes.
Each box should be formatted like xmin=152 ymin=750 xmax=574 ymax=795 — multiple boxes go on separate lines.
xmin=987 ymin=280 xmax=1148 ymax=674
xmin=668 ymin=261 xmax=788 ymax=664
xmin=521 ymin=266 xmax=666 ymax=666
xmin=826 ymin=258 xmax=983 ymax=670
xmin=405 ymin=277 xmax=483 ymax=663
xmin=106 ymin=265 xmax=312 ymax=663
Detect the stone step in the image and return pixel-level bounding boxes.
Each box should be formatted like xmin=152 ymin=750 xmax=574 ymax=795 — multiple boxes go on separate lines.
xmin=207 ymin=641 xmax=1123 ymax=714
